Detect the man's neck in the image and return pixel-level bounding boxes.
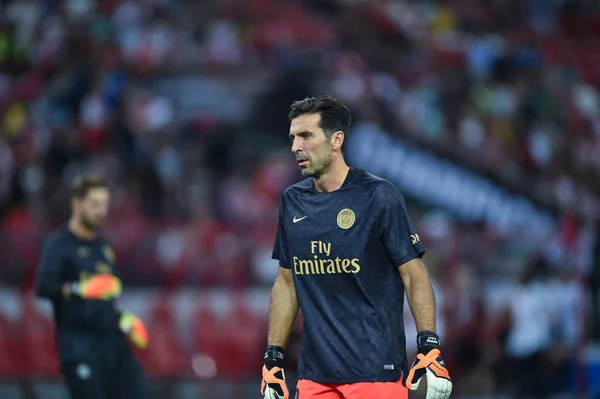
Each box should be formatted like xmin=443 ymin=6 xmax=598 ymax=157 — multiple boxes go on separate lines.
xmin=314 ymin=161 xmax=350 ymax=193
xmin=68 ymin=218 xmax=95 ymax=240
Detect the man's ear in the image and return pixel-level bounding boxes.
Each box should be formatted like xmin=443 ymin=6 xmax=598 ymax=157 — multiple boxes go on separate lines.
xmin=331 ymin=131 xmax=344 ymax=151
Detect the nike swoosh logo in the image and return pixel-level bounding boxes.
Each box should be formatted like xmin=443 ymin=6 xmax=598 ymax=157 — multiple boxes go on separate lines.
xmin=293 ymin=216 xmax=308 ymax=223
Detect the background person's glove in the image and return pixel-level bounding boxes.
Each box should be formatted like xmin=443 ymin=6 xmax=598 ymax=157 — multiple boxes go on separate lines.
xmin=72 ymin=274 xmax=122 ymax=300
xmin=119 ymin=311 xmax=149 ymax=349
xmin=405 ymin=331 xmax=452 ymax=399
xmin=261 ymin=345 xmax=289 ymax=399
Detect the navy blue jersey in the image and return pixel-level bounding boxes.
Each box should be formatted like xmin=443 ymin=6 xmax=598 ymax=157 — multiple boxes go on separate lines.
xmin=35 ymin=227 xmax=127 ymax=361
xmin=272 ymin=168 xmax=425 ymax=384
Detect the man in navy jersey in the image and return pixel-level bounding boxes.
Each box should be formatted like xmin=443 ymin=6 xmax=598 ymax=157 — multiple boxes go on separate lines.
xmin=260 ymin=96 xmax=452 ymax=399
xmin=36 ymin=175 xmax=151 ymax=399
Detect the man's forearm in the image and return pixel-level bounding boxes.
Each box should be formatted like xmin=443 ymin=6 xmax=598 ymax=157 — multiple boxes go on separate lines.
xmin=404 ymin=265 xmax=436 ymax=332
xmin=267 ymin=277 xmax=299 ymax=348
xmin=36 ymin=279 xmax=71 ymax=300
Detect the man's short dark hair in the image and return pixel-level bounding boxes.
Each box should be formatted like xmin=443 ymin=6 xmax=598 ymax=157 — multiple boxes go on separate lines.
xmin=71 ymin=175 xmax=108 ymax=199
xmin=288 ymin=95 xmax=352 ymax=153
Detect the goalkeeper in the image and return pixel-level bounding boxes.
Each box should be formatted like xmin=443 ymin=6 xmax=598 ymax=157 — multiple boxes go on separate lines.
xmin=262 ymin=96 xmax=452 ymax=399
xmin=35 ymin=175 xmax=151 ymax=399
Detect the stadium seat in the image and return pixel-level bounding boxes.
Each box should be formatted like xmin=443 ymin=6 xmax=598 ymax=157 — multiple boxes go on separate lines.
xmin=193 ymin=306 xmax=218 ymax=353
xmin=136 ymin=298 xmax=189 ymax=378
xmin=192 ymin=298 xmax=264 ymax=379
xmin=19 ymin=299 xmax=60 ymax=377
xmin=192 ymin=305 xmax=221 ymax=377
xmin=223 ymin=299 xmax=264 ymax=374
xmin=0 ymin=208 xmax=41 ymax=287
xmin=193 ymin=304 xmax=255 ymax=378
xmin=0 ymin=314 xmax=25 ymax=377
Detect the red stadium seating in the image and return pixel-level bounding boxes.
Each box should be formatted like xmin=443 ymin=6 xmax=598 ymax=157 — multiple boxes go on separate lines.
xmin=134 ymin=297 xmax=189 ymax=377
xmin=192 ymin=305 xmax=221 ymax=378
xmin=221 ymin=299 xmax=265 ymax=375
xmin=0 ymin=314 xmax=26 ymax=377
xmin=193 ymin=296 xmax=265 ymax=379
xmin=0 ymin=209 xmax=41 ymax=288
xmin=19 ymin=298 xmax=60 ymax=377
xmin=193 ymin=306 xmax=218 ymax=354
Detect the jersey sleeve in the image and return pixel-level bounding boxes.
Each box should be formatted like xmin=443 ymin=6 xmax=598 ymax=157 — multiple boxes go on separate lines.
xmin=35 ymin=236 xmax=66 ymax=299
xmin=377 ymin=182 xmax=425 ymax=267
xmin=271 ymin=194 xmax=291 ymax=269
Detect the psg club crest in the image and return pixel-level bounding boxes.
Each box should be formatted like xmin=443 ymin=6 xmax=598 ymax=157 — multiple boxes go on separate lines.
xmin=77 ymin=247 xmax=90 ymax=258
xmin=337 ymin=208 xmax=355 ymax=229
xmin=103 ymin=246 xmax=116 ymax=263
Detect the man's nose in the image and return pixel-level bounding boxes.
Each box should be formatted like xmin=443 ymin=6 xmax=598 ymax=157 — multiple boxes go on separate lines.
xmin=291 ymin=138 xmax=302 ymax=153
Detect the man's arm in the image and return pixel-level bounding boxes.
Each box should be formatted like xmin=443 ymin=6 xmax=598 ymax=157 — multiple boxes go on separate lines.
xmin=401 ymin=258 xmax=452 ymax=397
xmin=398 ymin=257 xmax=436 ymax=333
xmin=375 ymin=182 xmax=431 ymax=331
xmin=379 ymin=183 xmax=451 ymax=396
xmin=267 ymin=267 xmax=299 ymax=347
xmin=261 ymin=194 xmax=294 ymax=398
xmin=35 ymin=238 xmax=72 ymax=300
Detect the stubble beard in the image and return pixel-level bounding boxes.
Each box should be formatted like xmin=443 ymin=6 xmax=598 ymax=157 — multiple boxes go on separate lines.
xmin=305 ymin=158 xmax=331 ymax=181
xmin=301 ymin=167 xmax=315 ymax=177
xmin=80 ymin=214 xmax=97 ymax=232
xmin=300 ymin=146 xmax=333 ymax=179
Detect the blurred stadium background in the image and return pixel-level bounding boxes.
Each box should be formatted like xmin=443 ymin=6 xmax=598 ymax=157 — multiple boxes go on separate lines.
xmin=1 ymin=0 xmax=600 ymax=398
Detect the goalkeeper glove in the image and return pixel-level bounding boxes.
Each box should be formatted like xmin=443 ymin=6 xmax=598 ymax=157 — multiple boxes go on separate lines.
xmin=119 ymin=312 xmax=149 ymax=349
xmin=72 ymin=274 xmax=122 ymax=300
xmin=406 ymin=331 xmax=452 ymax=399
xmin=261 ymin=345 xmax=289 ymax=399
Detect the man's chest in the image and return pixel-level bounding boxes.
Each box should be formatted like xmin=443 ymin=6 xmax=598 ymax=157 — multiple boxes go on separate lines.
xmin=65 ymin=243 xmax=117 ymax=278
xmin=283 ymin=193 xmax=379 ymax=265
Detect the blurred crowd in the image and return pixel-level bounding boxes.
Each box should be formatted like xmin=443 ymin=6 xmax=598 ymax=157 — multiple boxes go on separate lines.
xmin=1 ymin=0 xmax=600 ymax=397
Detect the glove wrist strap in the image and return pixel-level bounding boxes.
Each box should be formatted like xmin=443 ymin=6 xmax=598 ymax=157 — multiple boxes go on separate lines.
xmin=264 ymin=345 xmax=285 ymax=368
xmin=71 ymin=282 xmax=81 ymax=297
xmin=416 ymin=331 xmax=441 ymax=349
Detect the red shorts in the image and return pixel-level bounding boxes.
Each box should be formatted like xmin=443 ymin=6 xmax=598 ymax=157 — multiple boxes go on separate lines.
xmin=296 ymin=378 xmax=408 ymax=399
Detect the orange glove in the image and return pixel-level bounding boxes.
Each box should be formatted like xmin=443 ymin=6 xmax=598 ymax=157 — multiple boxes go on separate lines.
xmin=72 ymin=274 xmax=122 ymax=300
xmin=405 ymin=331 xmax=452 ymax=399
xmin=119 ymin=312 xmax=149 ymax=349
xmin=261 ymin=346 xmax=289 ymax=399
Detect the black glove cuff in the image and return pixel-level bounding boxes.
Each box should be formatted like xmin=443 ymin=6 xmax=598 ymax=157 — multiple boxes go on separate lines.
xmin=264 ymin=345 xmax=285 ymax=368
xmin=417 ymin=331 xmax=441 ymax=349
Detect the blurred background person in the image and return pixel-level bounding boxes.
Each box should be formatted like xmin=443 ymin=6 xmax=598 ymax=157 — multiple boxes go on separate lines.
xmin=0 ymin=0 xmax=599 ymax=398
xmin=35 ymin=175 xmax=151 ymax=399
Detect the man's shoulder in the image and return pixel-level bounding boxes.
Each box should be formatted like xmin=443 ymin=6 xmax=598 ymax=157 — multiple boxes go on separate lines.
xmin=282 ymin=177 xmax=313 ymax=197
xmin=356 ymin=170 xmax=388 ymax=186
xmin=42 ymin=226 xmax=70 ymax=250
xmin=355 ymin=170 xmax=401 ymax=196
xmin=278 ymin=170 xmax=403 ymax=198
xmin=47 ymin=226 xmax=69 ymax=240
